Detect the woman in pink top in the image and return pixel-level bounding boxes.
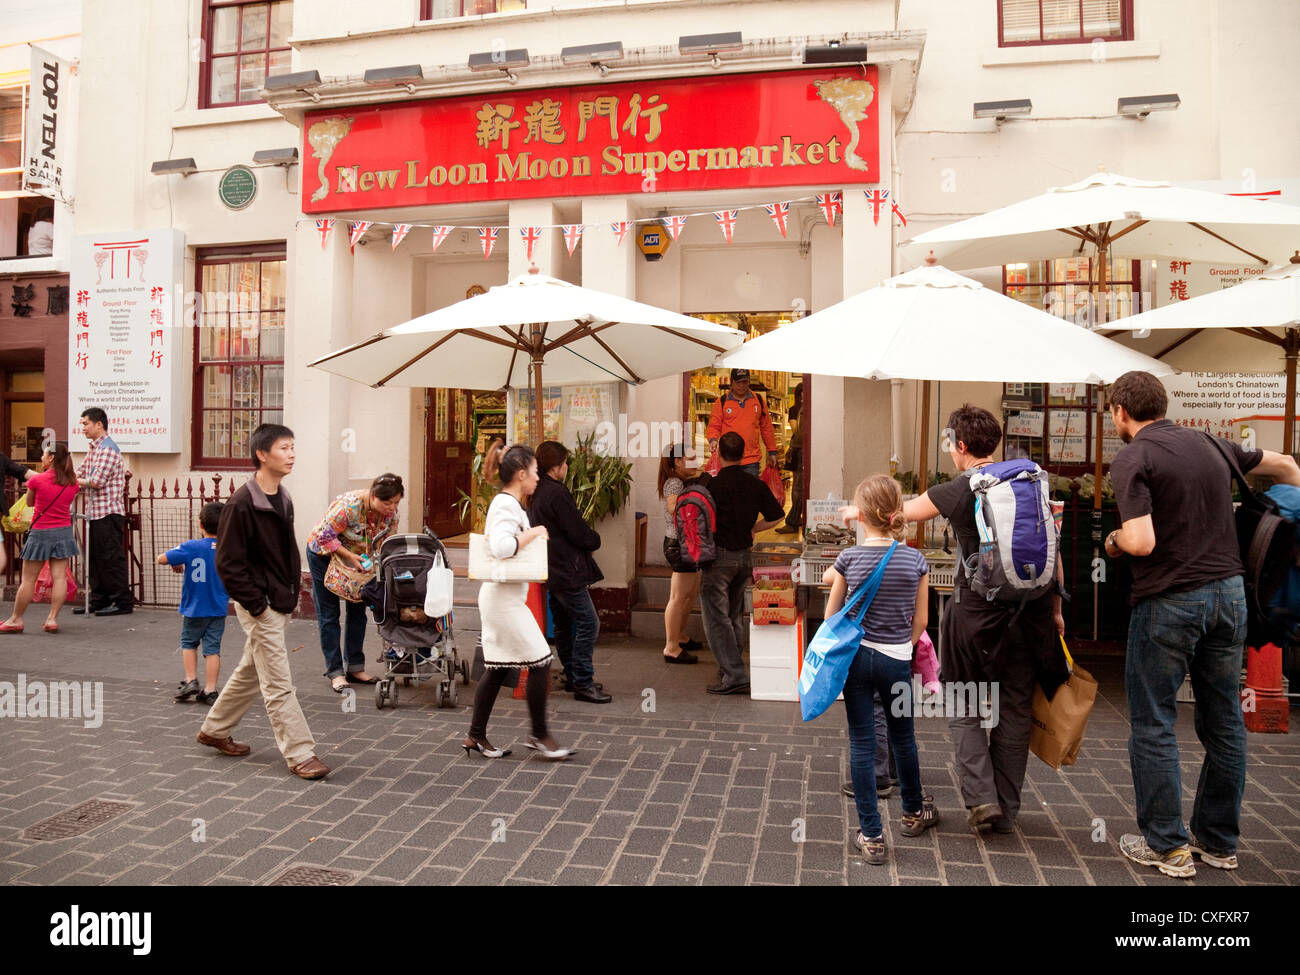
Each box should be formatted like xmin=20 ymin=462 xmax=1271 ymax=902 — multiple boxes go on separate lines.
xmin=1 ymin=442 xmax=80 ymax=634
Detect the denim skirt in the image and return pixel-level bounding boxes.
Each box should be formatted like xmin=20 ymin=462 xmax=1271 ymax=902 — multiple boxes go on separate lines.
xmin=22 ymin=525 xmax=80 ymax=561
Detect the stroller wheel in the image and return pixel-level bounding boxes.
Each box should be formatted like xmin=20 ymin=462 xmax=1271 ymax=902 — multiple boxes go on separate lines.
xmin=447 ymin=678 xmax=459 ymax=707
xmin=458 ymin=658 xmax=470 ymax=685
xmin=375 ymin=681 xmax=387 ymax=710
xmin=389 ymin=680 xmax=399 ymax=707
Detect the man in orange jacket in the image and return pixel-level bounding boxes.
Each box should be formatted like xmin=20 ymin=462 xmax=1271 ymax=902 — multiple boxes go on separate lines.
xmin=706 ymin=369 xmax=778 ymax=477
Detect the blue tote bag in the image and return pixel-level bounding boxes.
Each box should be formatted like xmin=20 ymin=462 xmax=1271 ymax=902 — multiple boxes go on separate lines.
xmin=798 ymin=542 xmax=898 ymax=722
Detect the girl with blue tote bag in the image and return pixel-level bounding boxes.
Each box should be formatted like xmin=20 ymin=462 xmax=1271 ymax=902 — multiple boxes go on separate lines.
xmin=803 ymin=475 xmax=938 ymax=865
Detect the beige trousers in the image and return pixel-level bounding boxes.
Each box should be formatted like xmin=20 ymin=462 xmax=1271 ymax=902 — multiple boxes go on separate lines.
xmin=200 ymin=605 xmax=316 ymax=769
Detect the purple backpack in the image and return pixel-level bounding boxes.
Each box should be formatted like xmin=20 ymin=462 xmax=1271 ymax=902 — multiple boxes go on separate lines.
xmin=964 ymin=459 xmax=1058 ymax=602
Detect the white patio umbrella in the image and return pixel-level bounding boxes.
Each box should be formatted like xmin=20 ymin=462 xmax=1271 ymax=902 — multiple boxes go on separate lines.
xmin=309 ymin=268 xmax=745 ymax=442
xmin=1109 ymin=256 xmax=1300 ymax=451
xmin=904 ymin=171 xmax=1300 ymax=272
xmin=716 ymin=262 xmax=1173 ymax=508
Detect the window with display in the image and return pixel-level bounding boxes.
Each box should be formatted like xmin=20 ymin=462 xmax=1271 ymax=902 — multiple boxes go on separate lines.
xmin=201 ymin=1 xmax=293 ymax=108
xmin=193 ymin=246 xmax=286 ymax=468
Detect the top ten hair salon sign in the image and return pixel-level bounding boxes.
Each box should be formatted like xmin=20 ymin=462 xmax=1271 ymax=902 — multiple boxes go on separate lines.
xmin=300 ymin=67 xmax=880 ymax=212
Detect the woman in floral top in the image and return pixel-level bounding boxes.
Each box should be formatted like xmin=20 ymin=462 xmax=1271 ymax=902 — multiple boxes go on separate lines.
xmin=306 ymin=473 xmax=404 ymax=693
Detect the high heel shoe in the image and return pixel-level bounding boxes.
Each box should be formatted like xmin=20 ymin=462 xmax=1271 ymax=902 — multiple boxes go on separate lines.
xmin=462 ymin=736 xmax=511 ymax=758
xmin=525 ymin=736 xmax=576 ymax=761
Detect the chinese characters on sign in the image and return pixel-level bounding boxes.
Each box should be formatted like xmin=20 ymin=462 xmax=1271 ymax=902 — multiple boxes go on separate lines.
xmin=68 ymin=230 xmax=185 ymax=452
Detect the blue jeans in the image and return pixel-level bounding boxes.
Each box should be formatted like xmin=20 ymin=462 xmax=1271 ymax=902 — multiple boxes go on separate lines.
xmin=1126 ymin=577 xmax=1248 ymax=854
xmin=739 ymin=462 xmax=761 ymax=478
xmin=700 ymin=548 xmax=751 ymax=685
xmin=844 ymin=646 xmax=923 ymax=836
xmin=307 ymin=547 xmax=369 ymax=679
xmin=549 ymin=586 xmax=599 ymax=688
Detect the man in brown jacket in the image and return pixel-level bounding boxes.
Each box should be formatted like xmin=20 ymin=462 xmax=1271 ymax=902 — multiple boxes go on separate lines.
xmin=197 ymin=423 xmax=330 ymax=780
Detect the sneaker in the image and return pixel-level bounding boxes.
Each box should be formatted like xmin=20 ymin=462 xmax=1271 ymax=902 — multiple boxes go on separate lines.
xmin=900 ymin=795 xmax=939 ymax=836
xmin=850 ymin=830 xmax=887 ymax=865
xmin=1119 ymin=834 xmax=1196 ymax=878
xmin=1189 ymin=840 xmax=1238 ymax=870
xmin=839 ymin=780 xmax=893 ymax=799
xmin=174 ymin=679 xmax=200 ymax=702
xmin=195 ymin=690 xmax=219 ymax=706
xmin=967 ymin=803 xmax=1002 ymax=829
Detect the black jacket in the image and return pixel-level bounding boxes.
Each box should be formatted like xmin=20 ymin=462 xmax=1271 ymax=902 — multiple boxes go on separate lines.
xmin=529 ymin=475 xmax=603 ymax=592
xmin=217 ymin=478 xmax=302 ymax=616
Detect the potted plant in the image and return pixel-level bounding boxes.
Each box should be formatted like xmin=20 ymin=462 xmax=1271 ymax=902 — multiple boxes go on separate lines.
xmin=564 ymin=432 xmax=633 ymax=526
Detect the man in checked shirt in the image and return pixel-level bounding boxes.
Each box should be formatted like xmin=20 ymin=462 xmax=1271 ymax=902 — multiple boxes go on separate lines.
xmin=74 ymin=407 xmax=132 ymax=616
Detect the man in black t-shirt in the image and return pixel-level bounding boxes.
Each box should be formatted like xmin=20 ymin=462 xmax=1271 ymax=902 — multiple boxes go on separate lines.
xmin=700 ymin=432 xmax=785 ymax=694
xmin=900 ymin=404 xmax=1064 ymax=836
xmin=1106 ymin=370 xmax=1300 ymax=878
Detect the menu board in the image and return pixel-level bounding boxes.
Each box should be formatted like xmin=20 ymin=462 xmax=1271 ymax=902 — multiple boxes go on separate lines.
xmin=68 ymin=230 xmax=185 ymax=452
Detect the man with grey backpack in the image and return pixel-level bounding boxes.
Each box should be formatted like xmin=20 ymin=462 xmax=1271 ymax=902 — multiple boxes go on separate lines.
xmin=904 ymin=404 xmax=1067 ymax=835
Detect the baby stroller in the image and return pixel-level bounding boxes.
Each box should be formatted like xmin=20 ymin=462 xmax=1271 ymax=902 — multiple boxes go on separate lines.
xmin=368 ymin=529 xmax=468 ymax=710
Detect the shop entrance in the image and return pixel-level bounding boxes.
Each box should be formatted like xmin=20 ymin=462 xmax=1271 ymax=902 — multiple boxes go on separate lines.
xmin=424 ymin=387 xmax=475 ymax=539
xmin=1 ymin=365 xmax=44 ymax=472
xmin=685 ymin=312 xmax=807 ymax=537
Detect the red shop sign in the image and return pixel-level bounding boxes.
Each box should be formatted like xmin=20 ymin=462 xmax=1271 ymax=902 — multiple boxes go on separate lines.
xmin=301 ymin=67 xmax=879 ymax=213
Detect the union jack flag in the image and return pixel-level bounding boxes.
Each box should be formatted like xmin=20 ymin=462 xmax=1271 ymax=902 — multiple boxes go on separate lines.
xmin=865 ymin=188 xmax=889 ymax=226
xmin=891 ymin=200 xmax=907 ymax=227
xmin=520 ymin=226 xmax=542 ymax=262
xmin=816 ymin=192 xmax=842 ymax=227
xmin=348 ymin=220 xmax=373 ymax=252
xmin=479 ymin=226 xmax=500 ymax=259
xmin=430 ymin=226 xmax=452 ymax=252
xmin=663 ymin=215 xmax=688 ymax=240
xmin=316 ymin=218 xmax=335 ymax=249
xmin=764 ymin=202 xmax=790 ymax=238
xmin=390 ymin=223 xmax=413 ymax=250
xmin=713 ymin=209 xmax=738 ymax=243
xmin=610 ymin=221 xmax=631 ymax=246
xmin=562 ymin=224 xmax=585 ymax=256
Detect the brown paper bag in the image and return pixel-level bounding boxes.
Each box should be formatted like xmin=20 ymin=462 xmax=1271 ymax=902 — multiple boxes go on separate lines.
xmin=1029 ymin=664 xmax=1098 ymax=769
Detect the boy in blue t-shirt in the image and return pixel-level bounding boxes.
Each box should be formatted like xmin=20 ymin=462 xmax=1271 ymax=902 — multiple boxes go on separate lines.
xmin=158 ymin=503 xmax=229 ymax=705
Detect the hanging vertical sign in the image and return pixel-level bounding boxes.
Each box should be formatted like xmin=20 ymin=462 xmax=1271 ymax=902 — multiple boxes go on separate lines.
xmin=24 ymin=46 xmax=77 ymax=204
xmin=68 ymin=230 xmax=185 ymax=452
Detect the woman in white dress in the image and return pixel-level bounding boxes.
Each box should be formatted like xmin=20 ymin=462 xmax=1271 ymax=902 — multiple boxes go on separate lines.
xmin=464 ymin=445 xmax=575 ymax=761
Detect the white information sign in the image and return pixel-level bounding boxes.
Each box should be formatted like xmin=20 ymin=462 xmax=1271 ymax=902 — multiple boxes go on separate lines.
xmin=1160 ymin=372 xmax=1296 ymax=450
xmin=1006 ymin=410 xmax=1044 ymax=437
xmin=68 ymin=230 xmax=185 ymax=452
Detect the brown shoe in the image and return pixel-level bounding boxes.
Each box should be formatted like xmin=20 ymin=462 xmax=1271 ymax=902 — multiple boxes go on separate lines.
xmin=290 ymin=756 xmax=331 ymax=780
xmin=196 ymin=731 xmax=251 ymax=756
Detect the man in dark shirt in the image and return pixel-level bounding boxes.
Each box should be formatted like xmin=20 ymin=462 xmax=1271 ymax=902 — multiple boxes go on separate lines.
xmin=700 ymin=431 xmax=785 ymax=694
xmin=1106 ymin=370 xmax=1300 ymax=878
xmin=902 ymin=404 xmax=1064 ymax=836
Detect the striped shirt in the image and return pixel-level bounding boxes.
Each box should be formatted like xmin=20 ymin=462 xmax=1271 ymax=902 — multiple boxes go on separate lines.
xmin=832 ymin=543 xmax=929 ymax=648
xmin=79 ymin=435 xmax=126 ymax=520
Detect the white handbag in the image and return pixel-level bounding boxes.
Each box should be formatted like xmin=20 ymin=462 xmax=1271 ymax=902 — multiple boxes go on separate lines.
xmin=423 ymin=551 xmax=455 ymax=618
xmin=468 ymin=532 xmax=548 ymax=583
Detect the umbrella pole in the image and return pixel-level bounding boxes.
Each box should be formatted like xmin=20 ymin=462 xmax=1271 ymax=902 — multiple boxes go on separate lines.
xmin=915 ymin=379 xmax=931 ymax=546
xmin=1091 ymin=246 xmax=1111 ymax=641
xmin=530 ymin=322 xmax=544 ymax=446
xmin=1285 ymin=328 xmax=1299 ymax=456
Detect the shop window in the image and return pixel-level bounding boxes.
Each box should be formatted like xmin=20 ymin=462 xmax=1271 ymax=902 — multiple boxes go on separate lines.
xmin=998 ymin=0 xmax=1132 ymax=46
xmin=201 ymin=0 xmax=293 ymax=108
xmin=0 ymin=82 xmax=56 ymax=260
xmin=420 ymin=0 xmax=528 ymax=19
xmin=3 ymin=369 xmax=45 ymax=471
xmin=193 ymin=246 xmax=286 ymax=468
xmin=1000 ymin=257 xmax=1142 ymax=474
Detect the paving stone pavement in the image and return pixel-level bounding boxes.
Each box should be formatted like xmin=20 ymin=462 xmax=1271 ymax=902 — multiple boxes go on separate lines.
xmin=0 ymin=609 xmax=1297 ymax=886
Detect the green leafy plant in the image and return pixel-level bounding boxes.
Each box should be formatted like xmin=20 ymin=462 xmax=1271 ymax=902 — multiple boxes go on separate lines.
xmin=564 ymin=432 xmax=633 ymax=525
xmin=455 ymin=453 xmax=498 ymax=532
